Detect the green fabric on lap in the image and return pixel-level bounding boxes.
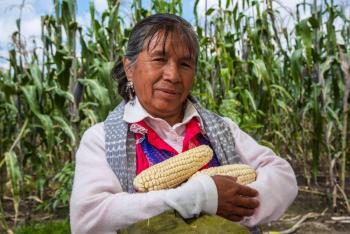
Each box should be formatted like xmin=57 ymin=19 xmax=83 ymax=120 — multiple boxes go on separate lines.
xmin=118 ymin=211 xmax=250 ymax=234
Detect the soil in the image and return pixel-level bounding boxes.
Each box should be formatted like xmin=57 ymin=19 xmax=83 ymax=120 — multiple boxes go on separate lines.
xmin=2 ymin=175 xmax=350 ymax=233
xmin=261 ymin=189 xmax=350 ymax=234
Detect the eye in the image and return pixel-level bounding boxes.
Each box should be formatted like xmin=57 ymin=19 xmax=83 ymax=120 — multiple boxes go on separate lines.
xmin=152 ymin=57 xmax=166 ymax=62
xmin=181 ymin=62 xmax=192 ymax=68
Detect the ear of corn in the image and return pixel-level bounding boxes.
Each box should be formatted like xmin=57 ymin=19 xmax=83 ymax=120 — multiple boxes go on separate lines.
xmin=133 ymin=145 xmax=213 ymax=192
xmin=133 ymin=145 xmax=257 ymax=192
xmin=192 ymin=164 xmax=256 ymax=185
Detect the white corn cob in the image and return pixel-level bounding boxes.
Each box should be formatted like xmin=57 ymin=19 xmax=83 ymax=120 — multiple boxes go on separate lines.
xmin=192 ymin=164 xmax=256 ymax=185
xmin=133 ymin=145 xmax=213 ymax=192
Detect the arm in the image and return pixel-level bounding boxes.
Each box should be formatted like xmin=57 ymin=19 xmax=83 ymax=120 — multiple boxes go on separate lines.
xmin=70 ymin=123 xmax=217 ymax=234
xmin=223 ymin=117 xmax=298 ymax=226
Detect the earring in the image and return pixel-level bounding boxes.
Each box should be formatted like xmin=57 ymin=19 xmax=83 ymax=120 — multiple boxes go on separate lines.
xmin=126 ymin=81 xmax=135 ymax=104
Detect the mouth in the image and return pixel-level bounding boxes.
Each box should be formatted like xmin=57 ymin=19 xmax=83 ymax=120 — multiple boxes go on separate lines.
xmin=156 ymin=88 xmax=180 ymax=95
xmin=154 ymin=88 xmax=182 ymax=99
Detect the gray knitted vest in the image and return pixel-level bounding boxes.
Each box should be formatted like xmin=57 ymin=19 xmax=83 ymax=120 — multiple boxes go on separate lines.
xmin=104 ymin=97 xmax=240 ymax=192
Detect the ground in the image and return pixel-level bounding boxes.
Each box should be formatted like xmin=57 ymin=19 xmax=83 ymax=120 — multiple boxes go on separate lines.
xmin=2 ymin=176 xmax=350 ymax=233
xmin=262 ymin=189 xmax=350 ymax=234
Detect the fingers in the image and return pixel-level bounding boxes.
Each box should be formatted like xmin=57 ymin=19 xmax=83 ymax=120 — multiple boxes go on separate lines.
xmin=224 ymin=197 xmax=257 ymax=217
xmin=237 ymin=184 xmax=259 ymax=197
xmin=235 ymin=195 xmax=259 ymax=209
xmin=219 ymin=175 xmax=237 ymax=182
xmin=220 ymin=206 xmax=255 ymax=221
xmin=228 ymin=215 xmax=243 ymax=222
xmin=217 ymin=208 xmax=245 ymax=222
xmin=212 ymin=175 xmax=237 ymax=187
xmin=217 ymin=207 xmax=255 ymax=221
xmin=212 ymin=175 xmax=258 ymax=198
xmin=216 ymin=196 xmax=258 ymax=220
xmin=232 ymin=205 xmax=255 ymax=217
xmin=213 ymin=174 xmax=260 ymax=221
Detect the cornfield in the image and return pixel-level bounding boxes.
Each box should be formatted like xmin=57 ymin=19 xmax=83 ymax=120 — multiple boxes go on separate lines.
xmin=0 ymin=0 xmax=349 ymax=230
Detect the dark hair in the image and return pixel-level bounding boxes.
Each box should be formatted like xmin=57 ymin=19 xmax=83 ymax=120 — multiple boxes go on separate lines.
xmin=112 ymin=13 xmax=199 ymax=101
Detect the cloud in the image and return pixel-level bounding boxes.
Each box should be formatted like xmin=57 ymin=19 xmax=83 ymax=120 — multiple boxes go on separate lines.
xmin=194 ymin=0 xmax=310 ymax=18
xmin=196 ymin=0 xmax=219 ymax=16
xmin=0 ymin=49 xmax=9 ymax=69
xmin=0 ymin=0 xmax=53 ymax=39
xmin=77 ymin=11 xmax=91 ymax=28
xmin=0 ymin=0 xmax=349 ymax=69
xmin=0 ymin=17 xmax=15 ymax=46
xmin=22 ymin=17 xmax=42 ymax=40
xmin=94 ymin=0 xmax=108 ymax=13
xmin=0 ymin=0 xmax=53 ymax=68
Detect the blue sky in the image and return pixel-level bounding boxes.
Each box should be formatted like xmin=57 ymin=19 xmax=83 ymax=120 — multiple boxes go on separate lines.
xmin=0 ymin=0 xmax=196 ymax=68
xmin=0 ymin=0 xmax=349 ymax=69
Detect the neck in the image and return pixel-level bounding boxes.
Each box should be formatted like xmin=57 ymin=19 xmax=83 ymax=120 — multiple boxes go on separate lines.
xmin=162 ymin=111 xmax=184 ymax=126
xmin=134 ymin=97 xmax=186 ymax=126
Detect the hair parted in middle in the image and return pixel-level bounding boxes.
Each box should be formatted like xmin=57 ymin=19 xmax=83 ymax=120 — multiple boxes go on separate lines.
xmin=111 ymin=13 xmax=199 ymax=101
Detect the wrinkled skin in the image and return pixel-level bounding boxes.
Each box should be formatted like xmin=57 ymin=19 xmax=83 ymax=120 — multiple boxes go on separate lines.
xmin=212 ymin=175 xmax=259 ymax=222
xmin=123 ymin=31 xmax=195 ymax=126
xmin=124 ymin=30 xmax=259 ymax=221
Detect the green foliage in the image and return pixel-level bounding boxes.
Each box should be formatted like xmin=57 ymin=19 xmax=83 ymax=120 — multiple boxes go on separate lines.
xmin=0 ymin=0 xmax=349 ymax=230
xmin=4 ymin=151 xmax=22 ymax=222
xmin=14 ymin=219 xmax=70 ymax=234
xmin=51 ymin=161 xmax=75 ymax=210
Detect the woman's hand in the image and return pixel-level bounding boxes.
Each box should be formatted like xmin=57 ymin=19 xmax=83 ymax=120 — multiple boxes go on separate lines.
xmin=212 ymin=175 xmax=259 ymax=222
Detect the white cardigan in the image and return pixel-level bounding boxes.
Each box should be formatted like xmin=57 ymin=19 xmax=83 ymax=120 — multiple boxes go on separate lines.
xmin=70 ymin=98 xmax=298 ymax=234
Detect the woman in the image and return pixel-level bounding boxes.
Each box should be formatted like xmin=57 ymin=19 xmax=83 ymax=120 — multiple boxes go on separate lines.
xmin=70 ymin=13 xmax=298 ymax=234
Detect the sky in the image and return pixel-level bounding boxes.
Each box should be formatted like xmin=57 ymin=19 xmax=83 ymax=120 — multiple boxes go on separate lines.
xmin=0 ymin=0 xmax=349 ymax=69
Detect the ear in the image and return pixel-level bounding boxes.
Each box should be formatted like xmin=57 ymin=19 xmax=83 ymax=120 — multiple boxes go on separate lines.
xmin=123 ymin=57 xmax=134 ymax=82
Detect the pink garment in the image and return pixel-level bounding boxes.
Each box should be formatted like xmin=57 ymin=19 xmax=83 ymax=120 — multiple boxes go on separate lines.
xmin=69 ymin=98 xmax=298 ymax=234
xmin=133 ymin=118 xmax=204 ymax=175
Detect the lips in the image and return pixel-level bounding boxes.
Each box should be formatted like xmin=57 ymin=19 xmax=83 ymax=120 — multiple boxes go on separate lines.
xmin=157 ymin=88 xmax=178 ymax=94
xmin=154 ymin=87 xmax=181 ymax=95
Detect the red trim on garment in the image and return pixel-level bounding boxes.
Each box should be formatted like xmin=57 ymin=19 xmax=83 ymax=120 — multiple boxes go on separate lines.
xmin=133 ymin=117 xmax=205 ymax=175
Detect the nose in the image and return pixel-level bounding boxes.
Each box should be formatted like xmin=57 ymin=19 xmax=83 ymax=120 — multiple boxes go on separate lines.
xmin=163 ymin=60 xmax=180 ymax=83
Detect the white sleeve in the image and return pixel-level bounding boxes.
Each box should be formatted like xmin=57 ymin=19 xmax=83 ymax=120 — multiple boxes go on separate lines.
xmin=69 ymin=123 xmax=218 ymax=234
xmin=223 ymin=117 xmax=298 ymax=227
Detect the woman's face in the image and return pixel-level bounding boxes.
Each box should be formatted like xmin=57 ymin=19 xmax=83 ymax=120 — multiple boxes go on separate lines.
xmin=124 ymin=32 xmax=196 ymax=124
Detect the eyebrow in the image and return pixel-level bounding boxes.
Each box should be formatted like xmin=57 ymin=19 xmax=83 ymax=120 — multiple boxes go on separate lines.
xmin=149 ymin=50 xmax=167 ymax=57
xmin=149 ymin=50 xmax=194 ymax=62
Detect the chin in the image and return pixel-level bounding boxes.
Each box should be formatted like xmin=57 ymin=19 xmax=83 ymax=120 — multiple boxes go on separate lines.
xmin=151 ymin=100 xmax=182 ymax=114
